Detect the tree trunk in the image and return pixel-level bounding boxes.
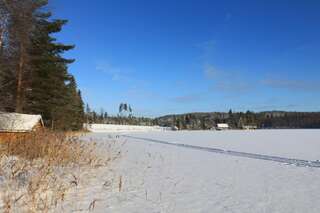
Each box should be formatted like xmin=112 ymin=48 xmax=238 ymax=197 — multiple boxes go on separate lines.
xmin=15 ymin=43 xmax=24 ymax=113
xmin=0 ymin=29 xmax=3 ymax=54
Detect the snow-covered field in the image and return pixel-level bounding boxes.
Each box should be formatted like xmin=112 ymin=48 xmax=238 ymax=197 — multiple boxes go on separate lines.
xmin=78 ymin=130 xmax=320 ymax=212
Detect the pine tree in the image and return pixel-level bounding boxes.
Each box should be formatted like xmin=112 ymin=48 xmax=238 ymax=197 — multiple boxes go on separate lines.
xmin=24 ymin=11 xmax=69 ymax=125
xmin=1 ymin=0 xmax=35 ymax=111
xmin=62 ymin=76 xmax=84 ymax=130
xmin=0 ymin=0 xmax=83 ymax=129
xmin=22 ymin=2 xmax=84 ymax=130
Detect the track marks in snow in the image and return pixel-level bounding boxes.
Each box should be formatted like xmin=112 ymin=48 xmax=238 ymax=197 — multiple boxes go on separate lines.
xmin=122 ymin=135 xmax=320 ymax=168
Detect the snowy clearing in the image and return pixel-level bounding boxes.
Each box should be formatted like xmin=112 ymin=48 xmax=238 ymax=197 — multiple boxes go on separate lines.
xmin=76 ymin=129 xmax=320 ymax=213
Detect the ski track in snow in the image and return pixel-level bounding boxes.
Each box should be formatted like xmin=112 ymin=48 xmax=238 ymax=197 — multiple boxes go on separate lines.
xmin=122 ymin=135 xmax=320 ymax=168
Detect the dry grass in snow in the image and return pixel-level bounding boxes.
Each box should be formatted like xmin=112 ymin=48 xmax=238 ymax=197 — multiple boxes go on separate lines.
xmin=0 ymin=130 xmax=120 ymax=212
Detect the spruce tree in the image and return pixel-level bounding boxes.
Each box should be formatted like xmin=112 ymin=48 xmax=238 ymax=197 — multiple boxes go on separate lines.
xmin=0 ymin=0 xmax=84 ymax=130
xmin=23 ymin=2 xmax=84 ymax=130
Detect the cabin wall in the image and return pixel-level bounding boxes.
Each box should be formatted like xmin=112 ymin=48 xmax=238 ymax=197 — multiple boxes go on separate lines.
xmin=0 ymin=121 xmax=44 ymax=142
xmin=0 ymin=133 xmax=28 ymax=142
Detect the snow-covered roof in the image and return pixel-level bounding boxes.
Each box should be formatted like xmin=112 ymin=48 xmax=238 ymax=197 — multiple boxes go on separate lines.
xmin=217 ymin=123 xmax=229 ymax=128
xmin=0 ymin=112 xmax=44 ymax=133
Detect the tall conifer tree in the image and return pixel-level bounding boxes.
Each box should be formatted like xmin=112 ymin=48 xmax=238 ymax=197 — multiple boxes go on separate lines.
xmin=1 ymin=0 xmax=84 ymax=130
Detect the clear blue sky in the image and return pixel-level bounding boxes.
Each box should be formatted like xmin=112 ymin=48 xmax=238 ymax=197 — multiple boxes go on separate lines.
xmin=50 ymin=0 xmax=320 ymax=117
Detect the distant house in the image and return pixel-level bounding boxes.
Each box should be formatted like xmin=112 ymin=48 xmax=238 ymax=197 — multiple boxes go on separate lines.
xmin=216 ymin=123 xmax=229 ymax=130
xmin=0 ymin=112 xmax=44 ymax=140
xmin=242 ymin=125 xmax=258 ymax=130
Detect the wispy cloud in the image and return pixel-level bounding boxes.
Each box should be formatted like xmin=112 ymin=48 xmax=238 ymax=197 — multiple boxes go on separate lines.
xmin=196 ymin=40 xmax=216 ymax=50
xmin=197 ymin=39 xmax=219 ymax=79
xmin=126 ymin=86 xmax=159 ymax=100
xmin=214 ymin=81 xmax=253 ymax=93
xmin=204 ymin=64 xmax=220 ymax=79
xmin=96 ymin=61 xmax=131 ymax=81
xmin=203 ymin=63 xmax=254 ymax=95
xmin=195 ymin=40 xmax=216 ymax=60
xmin=262 ymin=79 xmax=320 ymax=92
xmin=170 ymin=94 xmax=203 ymax=104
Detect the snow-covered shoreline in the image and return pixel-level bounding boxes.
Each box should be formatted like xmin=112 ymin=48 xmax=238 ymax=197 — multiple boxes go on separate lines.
xmin=84 ymin=123 xmax=171 ymax=133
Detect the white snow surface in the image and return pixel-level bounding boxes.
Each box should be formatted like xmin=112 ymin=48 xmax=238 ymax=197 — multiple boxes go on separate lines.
xmin=0 ymin=112 xmax=43 ymax=132
xmin=84 ymin=124 xmax=170 ymax=133
xmin=126 ymin=130 xmax=320 ymax=161
xmin=73 ymin=130 xmax=320 ymax=213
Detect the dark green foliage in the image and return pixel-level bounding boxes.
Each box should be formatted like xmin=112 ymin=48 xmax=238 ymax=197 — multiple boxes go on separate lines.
xmin=119 ymin=103 xmax=133 ymax=117
xmin=156 ymin=111 xmax=320 ymax=130
xmin=85 ymin=106 xmax=155 ymax=126
xmin=24 ymin=9 xmax=83 ymax=130
xmin=0 ymin=0 xmax=84 ymax=130
xmin=84 ymin=109 xmax=320 ymax=129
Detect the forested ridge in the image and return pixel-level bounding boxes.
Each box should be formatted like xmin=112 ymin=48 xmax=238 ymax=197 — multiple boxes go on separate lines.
xmin=0 ymin=0 xmax=84 ymax=130
xmin=84 ymin=107 xmax=320 ymax=129
xmin=155 ymin=111 xmax=320 ymax=130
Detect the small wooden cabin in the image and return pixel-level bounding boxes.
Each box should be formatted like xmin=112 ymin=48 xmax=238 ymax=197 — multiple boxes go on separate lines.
xmin=216 ymin=123 xmax=229 ymax=131
xmin=242 ymin=125 xmax=258 ymax=130
xmin=0 ymin=112 xmax=44 ymax=141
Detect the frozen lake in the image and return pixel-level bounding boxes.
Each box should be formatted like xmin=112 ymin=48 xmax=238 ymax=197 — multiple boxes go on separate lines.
xmin=82 ymin=130 xmax=320 ymax=212
xmin=125 ymin=129 xmax=320 ymax=161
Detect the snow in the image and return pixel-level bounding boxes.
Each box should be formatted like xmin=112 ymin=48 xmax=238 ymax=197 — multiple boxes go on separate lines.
xmin=217 ymin=123 xmax=229 ymax=128
xmin=125 ymin=130 xmax=320 ymax=161
xmin=75 ymin=129 xmax=320 ymax=212
xmin=84 ymin=124 xmax=170 ymax=133
xmin=3 ymin=129 xmax=319 ymax=212
xmin=0 ymin=112 xmax=43 ymax=132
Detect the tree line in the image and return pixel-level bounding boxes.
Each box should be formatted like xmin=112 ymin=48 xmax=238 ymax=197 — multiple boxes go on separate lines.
xmin=0 ymin=0 xmax=84 ymax=130
xmin=85 ymin=103 xmax=155 ymax=126
xmin=83 ymin=104 xmax=320 ymax=129
xmin=155 ymin=111 xmax=320 ymax=130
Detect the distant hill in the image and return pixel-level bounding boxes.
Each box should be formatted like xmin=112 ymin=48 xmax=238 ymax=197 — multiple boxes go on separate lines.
xmin=154 ymin=111 xmax=320 ymax=130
